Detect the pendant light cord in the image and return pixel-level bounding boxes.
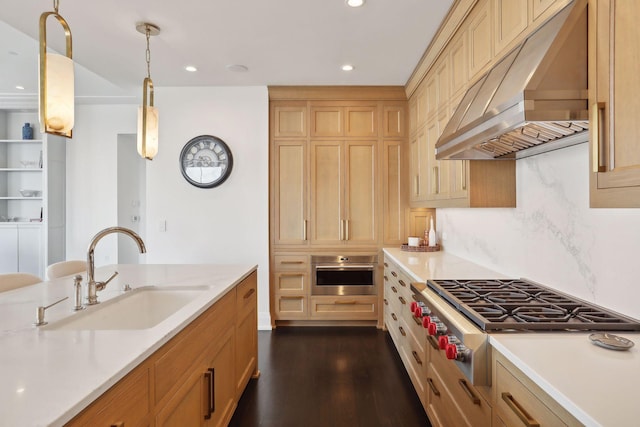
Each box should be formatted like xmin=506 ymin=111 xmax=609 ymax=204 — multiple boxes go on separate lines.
xmin=145 ymin=27 xmax=152 ymax=80
xmin=53 ymin=0 xmax=59 ymax=13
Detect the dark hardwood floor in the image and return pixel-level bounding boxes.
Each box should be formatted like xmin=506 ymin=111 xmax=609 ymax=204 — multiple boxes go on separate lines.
xmin=229 ymin=327 xmax=431 ymax=427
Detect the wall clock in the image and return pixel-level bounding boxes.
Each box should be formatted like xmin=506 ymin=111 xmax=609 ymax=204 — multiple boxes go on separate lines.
xmin=179 ymin=135 xmax=233 ymax=188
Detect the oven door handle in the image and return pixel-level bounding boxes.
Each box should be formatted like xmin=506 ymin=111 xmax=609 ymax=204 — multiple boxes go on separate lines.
xmin=314 ymin=265 xmax=375 ymax=270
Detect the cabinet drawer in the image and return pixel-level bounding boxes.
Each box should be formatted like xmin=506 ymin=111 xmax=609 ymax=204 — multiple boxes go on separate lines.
xmin=274 ymin=255 xmax=309 ymax=270
xmin=67 ymin=364 xmax=150 ymax=426
xmin=274 ymin=294 xmax=308 ymax=319
xmin=154 ymin=290 xmax=235 ymax=406
xmin=236 ymin=271 xmax=257 ymax=313
xmin=495 ymin=359 xmax=566 ymax=427
xmin=309 ymin=296 xmax=377 ymax=320
xmin=274 ymin=271 xmax=308 ymax=292
xmin=430 ymin=341 xmax=491 ymax=427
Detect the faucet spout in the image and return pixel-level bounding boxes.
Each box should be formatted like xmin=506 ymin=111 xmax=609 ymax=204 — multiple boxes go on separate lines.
xmin=86 ymin=226 xmax=146 ymax=305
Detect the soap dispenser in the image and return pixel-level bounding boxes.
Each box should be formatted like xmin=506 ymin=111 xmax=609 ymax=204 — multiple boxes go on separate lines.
xmin=428 ymin=216 xmax=437 ymax=247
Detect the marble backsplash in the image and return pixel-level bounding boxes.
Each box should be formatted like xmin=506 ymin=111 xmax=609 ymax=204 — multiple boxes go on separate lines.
xmin=437 ymin=143 xmax=640 ymax=320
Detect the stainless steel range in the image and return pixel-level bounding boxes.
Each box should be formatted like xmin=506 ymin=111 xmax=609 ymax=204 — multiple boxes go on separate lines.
xmin=410 ymin=278 xmax=640 ymax=386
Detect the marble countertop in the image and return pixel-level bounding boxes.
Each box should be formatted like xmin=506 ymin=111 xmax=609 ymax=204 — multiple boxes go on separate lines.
xmin=383 ymin=247 xmax=639 ymax=427
xmin=0 ymin=263 xmax=257 ymax=427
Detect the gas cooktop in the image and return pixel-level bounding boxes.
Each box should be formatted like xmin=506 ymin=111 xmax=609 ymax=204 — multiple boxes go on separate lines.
xmin=427 ymin=279 xmax=640 ymax=332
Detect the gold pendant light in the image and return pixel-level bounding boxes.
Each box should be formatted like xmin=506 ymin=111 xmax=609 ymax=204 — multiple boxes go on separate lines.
xmin=136 ymin=23 xmax=160 ymax=160
xmin=39 ymin=0 xmax=74 ymax=138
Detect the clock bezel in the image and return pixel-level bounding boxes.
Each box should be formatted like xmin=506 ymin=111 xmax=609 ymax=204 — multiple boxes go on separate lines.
xmin=179 ymin=134 xmax=234 ymax=188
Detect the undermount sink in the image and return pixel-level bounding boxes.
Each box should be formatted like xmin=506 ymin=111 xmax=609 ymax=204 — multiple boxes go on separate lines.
xmin=44 ymin=286 xmax=209 ymax=331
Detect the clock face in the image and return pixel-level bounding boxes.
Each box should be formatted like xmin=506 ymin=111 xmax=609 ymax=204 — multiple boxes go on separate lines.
xmin=179 ymin=135 xmax=233 ymax=188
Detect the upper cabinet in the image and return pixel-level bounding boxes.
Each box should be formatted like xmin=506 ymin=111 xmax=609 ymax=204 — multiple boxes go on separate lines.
xmin=468 ymin=0 xmax=494 ymax=80
xmin=494 ymin=0 xmax=528 ymax=56
xmin=589 ymin=0 xmax=640 ymax=207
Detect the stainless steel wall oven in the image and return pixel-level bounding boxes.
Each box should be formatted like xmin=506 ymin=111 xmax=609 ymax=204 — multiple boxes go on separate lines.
xmin=311 ymin=255 xmax=377 ymax=296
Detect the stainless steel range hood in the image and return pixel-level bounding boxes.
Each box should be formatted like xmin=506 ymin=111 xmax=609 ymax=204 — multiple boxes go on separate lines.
xmin=436 ymin=0 xmax=588 ymax=160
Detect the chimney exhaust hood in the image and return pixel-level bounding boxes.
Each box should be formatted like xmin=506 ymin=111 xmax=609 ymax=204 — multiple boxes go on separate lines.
xmin=436 ymin=0 xmax=588 ymax=160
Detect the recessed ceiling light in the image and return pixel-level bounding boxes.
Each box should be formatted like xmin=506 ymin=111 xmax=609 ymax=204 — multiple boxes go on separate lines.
xmin=342 ymin=64 xmax=354 ymax=71
xmin=226 ymin=64 xmax=248 ymax=72
xmin=346 ymin=0 xmax=365 ymax=7
xmin=185 ymin=65 xmax=197 ymax=72
xmin=15 ymin=85 xmax=25 ymax=90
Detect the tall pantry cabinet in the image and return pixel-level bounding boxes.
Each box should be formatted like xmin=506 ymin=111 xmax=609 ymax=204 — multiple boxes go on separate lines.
xmin=0 ymin=109 xmax=66 ymax=278
xmin=269 ymin=87 xmax=409 ymax=326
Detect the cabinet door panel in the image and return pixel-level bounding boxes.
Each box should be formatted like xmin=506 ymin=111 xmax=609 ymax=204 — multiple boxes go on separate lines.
xmin=310 ymin=141 xmax=343 ymax=244
xmin=345 ymin=141 xmax=377 ymax=244
xmin=0 ymin=226 xmax=18 ymax=273
xmin=383 ymin=106 xmax=406 ymax=138
xmin=273 ymin=141 xmax=307 ymax=245
xmin=468 ymin=0 xmax=493 ymax=79
xmin=494 ymin=0 xmax=528 ymax=55
xmin=345 ymin=107 xmax=377 ymax=137
xmin=311 ymin=107 xmax=343 ymax=136
xmin=18 ymin=225 xmax=42 ymax=276
xmin=383 ymin=140 xmax=404 ymax=245
xmin=273 ymin=105 xmax=307 ymax=137
xmin=590 ymin=0 xmax=640 ymax=206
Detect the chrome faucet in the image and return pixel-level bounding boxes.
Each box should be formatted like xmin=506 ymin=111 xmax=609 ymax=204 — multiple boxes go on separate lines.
xmin=86 ymin=226 xmax=147 ymax=305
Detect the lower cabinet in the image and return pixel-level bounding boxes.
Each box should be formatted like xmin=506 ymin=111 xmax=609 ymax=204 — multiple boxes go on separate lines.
xmin=493 ymin=351 xmax=581 ymax=427
xmin=309 ymin=295 xmax=378 ymax=320
xmin=65 ymin=272 xmax=258 ymax=427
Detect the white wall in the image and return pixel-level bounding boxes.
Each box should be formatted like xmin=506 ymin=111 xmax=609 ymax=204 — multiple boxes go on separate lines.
xmin=437 ymin=143 xmax=640 ymax=320
xmin=66 ymin=87 xmax=271 ymax=329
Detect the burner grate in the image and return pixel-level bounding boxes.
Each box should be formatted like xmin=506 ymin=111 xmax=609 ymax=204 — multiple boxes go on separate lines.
xmin=427 ymin=278 xmax=640 ymax=331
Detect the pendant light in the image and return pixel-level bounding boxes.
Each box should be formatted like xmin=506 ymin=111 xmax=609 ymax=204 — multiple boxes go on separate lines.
xmin=39 ymin=0 xmax=74 ymax=138
xmin=136 ymin=22 xmax=160 ymax=160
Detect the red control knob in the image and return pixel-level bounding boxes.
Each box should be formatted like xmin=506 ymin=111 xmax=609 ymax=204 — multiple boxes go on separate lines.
xmin=413 ymin=306 xmax=421 ymax=317
xmin=410 ymin=301 xmax=417 ymax=312
xmin=422 ymin=316 xmax=430 ymax=328
xmin=446 ymin=343 xmax=458 ymax=360
xmin=438 ymin=335 xmax=449 ymax=350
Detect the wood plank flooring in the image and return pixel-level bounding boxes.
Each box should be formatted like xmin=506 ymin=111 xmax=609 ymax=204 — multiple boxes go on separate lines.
xmin=229 ymin=327 xmax=431 ymax=427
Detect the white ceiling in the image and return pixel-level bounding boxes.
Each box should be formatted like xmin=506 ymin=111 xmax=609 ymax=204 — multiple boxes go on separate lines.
xmin=0 ymin=0 xmax=453 ymax=103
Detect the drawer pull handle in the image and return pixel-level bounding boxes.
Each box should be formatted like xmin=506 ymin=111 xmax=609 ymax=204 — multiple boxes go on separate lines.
xmin=427 ymin=335 xmax=439 ymax=350
xmin=281 ymin=261 xmax=304 ymax=265
xmin=412 ymin=316 xmax=421 ymax=326
xmin=458 ymin=379 xmax=481 ymax=405
xmin=427 ymin=378 xmax=440 ymax=396
xmin=399 ymin=326 xmax=406 ymax=337
xmin=398 ymin=279 xmax=406 ymax=287
xmin=384 ymin=262 xmax=389 ymax=267
xmin=398 ymin=296 xmax=406 ymax=305
xmin=391 ymin=271 xmax=398 ymax=277
xmin=204 ymin=368 xmax=215 ymax=419
xmin=384 ymin=298 xmax=389 ymax=306
xmin=280 ymin=296 xmax=303 ymax=300
xmin=411 ymin=350 xmax=423 ymax=365
xmin=391 ymin=286 xmax=398 ymax=294
xmin=411 ymin=294 xmax=418 ymax=302
xmin=391 ymin=313 xmax=397 ymax=321
xmin=243 ymin=288 xmax=256 ymax=299
xmin=501 ymin=392 xmax=540 ymax=427
xmin=384 ymin=275 xmax=389 ymax=282
xmin=335 ymin=300 xmax=357 ymax=305
xmin=110 ymin=423 xmax=124 ymax=427
xmin=303 ymin=219 xmax=308 ymax=241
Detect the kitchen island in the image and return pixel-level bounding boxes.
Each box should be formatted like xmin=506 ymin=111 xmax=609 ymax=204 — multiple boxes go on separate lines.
xmin=384 ymin=247 xmax=640 ymax=427
xmin=0 ymin=263 xmax=258 ymax=426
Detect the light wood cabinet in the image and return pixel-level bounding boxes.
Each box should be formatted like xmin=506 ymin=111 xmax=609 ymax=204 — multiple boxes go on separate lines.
xmin=272 ymin=140 xmax=308 ymax=245
xmin=410 ymin=128 xmax=429 ymax=203
xmin=494 ymin=0 xmax=529 ymax=56
xmin=468 ymin=0 xmax=494 ymax=80
xmin=271 ymin=255 xmax=309 ymax=322
xmin=269 ymin=88 xmax=408 ymax=325
xmin=493 ymin=351 xmax=581 ymax=427
xmin=382 ymin=140 xmax=406 ymax=245
xmin=589 ymin=0 xmax=640 ymax=207
xmin=310 ymin=140 xmax=377 ymax=246
xmin=235 ymin=272 xmax=258 ymax=397
xmin=66 ymin=273 xmax=258 ymax=427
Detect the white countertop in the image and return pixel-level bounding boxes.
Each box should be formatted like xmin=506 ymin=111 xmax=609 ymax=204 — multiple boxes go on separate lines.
xmin=383 ymin=248 xmax=640 ymax=427
xmin=0 ymin=263 xmax=256 ymax=427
